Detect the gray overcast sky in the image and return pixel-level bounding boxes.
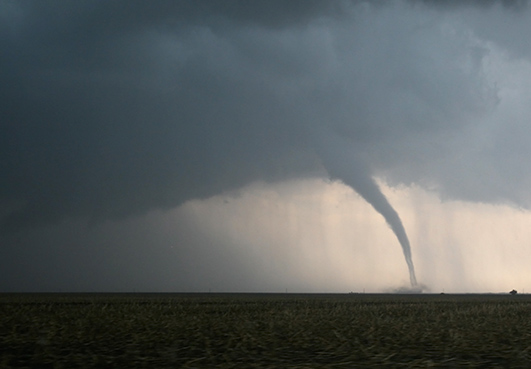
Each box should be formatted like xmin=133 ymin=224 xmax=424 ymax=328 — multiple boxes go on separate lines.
xmin=2 ymin=0 xmax=531 ymax=292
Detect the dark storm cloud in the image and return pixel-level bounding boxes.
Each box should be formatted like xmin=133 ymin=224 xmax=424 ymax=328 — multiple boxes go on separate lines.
xmin=1 ymin=0 xmax=342 ymax=229
xmin=411 ymin=0 xmax=531 ymax=59
xmin=413 ymin=0 xmax=528 ymax=10
xmin=2 ymin=0 xmax=531 ymax=233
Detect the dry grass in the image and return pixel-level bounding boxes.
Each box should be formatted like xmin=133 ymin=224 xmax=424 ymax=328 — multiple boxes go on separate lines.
xmin=1 ymin=293 xmax=531 ymax=368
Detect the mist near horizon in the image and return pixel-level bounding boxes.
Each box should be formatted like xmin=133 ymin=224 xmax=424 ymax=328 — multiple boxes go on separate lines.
xmin=1 ymin=178 xmax=530 ymax=294
xmin=3 ymin=0 xmax=531 ymax=292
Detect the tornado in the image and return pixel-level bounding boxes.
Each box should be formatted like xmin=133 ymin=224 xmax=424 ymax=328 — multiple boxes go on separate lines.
xmin=345 ymin=173 xmax=418 ymax=287
xmin=318 ymin=133 xmax=418 ymax=287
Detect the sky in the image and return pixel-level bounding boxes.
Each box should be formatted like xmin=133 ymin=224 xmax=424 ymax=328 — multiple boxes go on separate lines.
xmin=2 ymin=0 xmax=531 ymax=293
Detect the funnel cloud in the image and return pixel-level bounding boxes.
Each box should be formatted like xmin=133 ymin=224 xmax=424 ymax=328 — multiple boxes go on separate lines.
xmin=318 ymin=133 xmax=417 ymax=287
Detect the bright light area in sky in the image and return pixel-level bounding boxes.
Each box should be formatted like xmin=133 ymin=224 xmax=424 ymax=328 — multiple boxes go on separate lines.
xmin=178 ymin=178 xmax=531 ymax=293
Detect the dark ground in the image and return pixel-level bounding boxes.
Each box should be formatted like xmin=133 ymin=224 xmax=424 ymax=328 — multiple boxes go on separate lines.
xmin=1 ymin=293 xmax=530 ymax=368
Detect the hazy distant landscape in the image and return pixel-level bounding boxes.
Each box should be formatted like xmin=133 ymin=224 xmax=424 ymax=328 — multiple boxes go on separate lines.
xmin=2 ymin=293 xmax=531 ymax=368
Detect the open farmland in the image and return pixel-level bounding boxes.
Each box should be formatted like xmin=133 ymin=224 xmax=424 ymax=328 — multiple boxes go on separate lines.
xmin=1 ymin=293 xmax=531 ymax=368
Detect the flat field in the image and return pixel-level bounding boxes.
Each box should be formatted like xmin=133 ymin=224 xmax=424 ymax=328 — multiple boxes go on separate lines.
xmin=1 ymin=293 xmax=531 ymax=368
